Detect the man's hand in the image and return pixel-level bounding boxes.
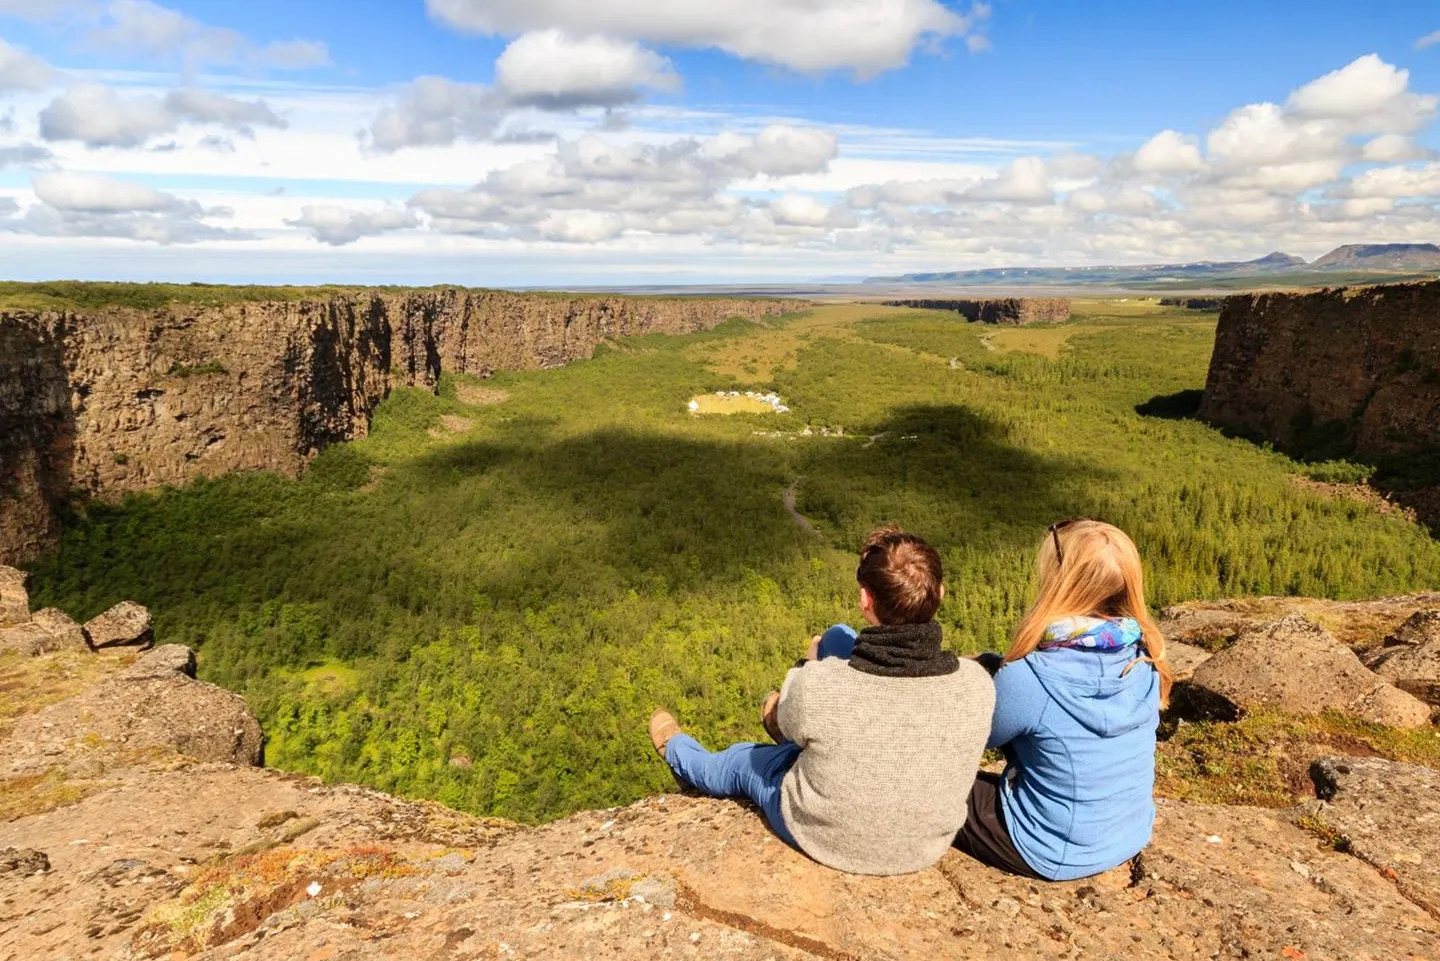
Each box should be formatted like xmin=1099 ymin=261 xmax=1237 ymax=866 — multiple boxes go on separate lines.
xmin=806 ymin=634 xmax=822 ymax=660
xmin=761 ymin=691 xmax=785 ymax=743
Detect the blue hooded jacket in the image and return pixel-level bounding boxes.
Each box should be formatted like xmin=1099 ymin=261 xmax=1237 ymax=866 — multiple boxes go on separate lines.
xmin=989 ymin=638 xmax=1160 ymax=881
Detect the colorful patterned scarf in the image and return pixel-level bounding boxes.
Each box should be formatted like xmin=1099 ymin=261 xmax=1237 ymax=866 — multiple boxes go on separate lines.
xmin=1039 ymin=616 xmax=1142 ymax=651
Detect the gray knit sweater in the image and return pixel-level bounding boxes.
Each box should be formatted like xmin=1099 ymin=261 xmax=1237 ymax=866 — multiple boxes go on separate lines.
xmin=776 ymin=657 xmax=995 ymax=875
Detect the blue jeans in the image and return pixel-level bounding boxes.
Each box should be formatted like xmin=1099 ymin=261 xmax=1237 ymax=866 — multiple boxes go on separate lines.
xmin=665 ymin=735 xmax=802 ymax=847
xmin=816 ymin=623 xmax=858 ymax=660
xmin=661 ymin=624 xmax=858 ymax=850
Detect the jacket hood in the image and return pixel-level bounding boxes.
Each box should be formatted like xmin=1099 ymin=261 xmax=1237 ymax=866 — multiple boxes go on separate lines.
xmin=1024 ymin=645 xmax=1158 ymax=738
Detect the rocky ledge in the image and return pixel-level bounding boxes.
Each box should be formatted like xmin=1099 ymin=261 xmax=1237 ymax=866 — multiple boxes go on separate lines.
xmin=3 ymin=587 xmax=1440 ymax=959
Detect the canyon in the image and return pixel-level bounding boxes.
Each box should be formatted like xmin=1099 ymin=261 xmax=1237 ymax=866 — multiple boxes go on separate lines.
xmin=0 ymin=290 xmax=798 ymax=565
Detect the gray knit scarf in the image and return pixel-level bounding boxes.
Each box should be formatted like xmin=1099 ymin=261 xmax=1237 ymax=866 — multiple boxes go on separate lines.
xmin=849 ymin=622 xmax=959 ymax=678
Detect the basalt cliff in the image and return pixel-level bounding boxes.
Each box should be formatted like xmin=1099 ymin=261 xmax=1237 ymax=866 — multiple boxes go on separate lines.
xmin=1198 ymin=281 xmax=1440 ymax=460
xmin=0 ymin=290 xmax=797 ymax=565
xmin=4 ymin=582 xmax=1440 ymax=960
xmin=882 ymin=298 xmax=1072 ymax=325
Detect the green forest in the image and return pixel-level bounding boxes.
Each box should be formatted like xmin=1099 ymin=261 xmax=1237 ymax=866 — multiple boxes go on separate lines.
xmin=26 ymin=300 xmax=1440 ymax=823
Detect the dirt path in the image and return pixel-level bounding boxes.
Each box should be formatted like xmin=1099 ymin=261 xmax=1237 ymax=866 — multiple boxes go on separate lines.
xmin=782 ymin=482 xmax=821 ymax=537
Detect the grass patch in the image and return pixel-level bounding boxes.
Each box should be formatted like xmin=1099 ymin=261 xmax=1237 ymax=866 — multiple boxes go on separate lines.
xmin=0 ymin=767 xmax=103 ymax=821
xmin=1156 ymin=709 xmax=1440 ymax=807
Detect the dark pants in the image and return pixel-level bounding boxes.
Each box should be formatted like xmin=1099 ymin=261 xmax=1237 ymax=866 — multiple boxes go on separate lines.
xmin=953 ymin=772 xmax=1043 ymax=879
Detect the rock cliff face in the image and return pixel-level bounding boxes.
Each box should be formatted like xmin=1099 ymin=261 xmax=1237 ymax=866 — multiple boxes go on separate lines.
xmin=883 ymin=298 xmax=1072 ymax=325
xmin=1198 ymin=281 xmax=1440 ymax=460
xmin=0 ymin=291 xmax=796 ymax=564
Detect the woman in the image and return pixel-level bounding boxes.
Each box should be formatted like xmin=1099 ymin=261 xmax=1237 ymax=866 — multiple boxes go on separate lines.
xmin=955 ymin=518 xmax=1173 ymax=881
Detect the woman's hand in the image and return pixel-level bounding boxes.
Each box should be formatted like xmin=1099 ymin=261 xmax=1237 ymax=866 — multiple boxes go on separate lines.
xmin=806 ymin=634 xmax=822 ymax=661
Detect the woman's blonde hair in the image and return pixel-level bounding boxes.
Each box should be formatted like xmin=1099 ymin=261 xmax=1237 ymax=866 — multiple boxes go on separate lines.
xmin=1006 ymin=519 xmax=1173 ymax=706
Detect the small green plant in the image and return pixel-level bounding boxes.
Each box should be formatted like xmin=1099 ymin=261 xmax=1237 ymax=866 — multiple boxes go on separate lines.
xmin=1300 ymin=460 xmax=1376 ymax=485
xmin=113 ymin=453 xmax=129 ymax=466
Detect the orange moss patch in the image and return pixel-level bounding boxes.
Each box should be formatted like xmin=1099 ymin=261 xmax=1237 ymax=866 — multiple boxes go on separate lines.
xmin=137 ymin=845 xmax=420 ymax=954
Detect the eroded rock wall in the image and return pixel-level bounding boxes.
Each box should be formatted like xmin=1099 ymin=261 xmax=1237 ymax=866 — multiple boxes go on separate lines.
xmin=884 ymin=298 xmax=1071 ymax=325
xmin=0 ymin=291 xmax=795 ymax=563
xmin=1198 ymin=281 xmax=1440 ymax=459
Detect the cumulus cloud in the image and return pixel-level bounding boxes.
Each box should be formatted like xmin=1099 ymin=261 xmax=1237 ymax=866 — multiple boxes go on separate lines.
xmin=0 ymin=196 xmax=16 ymax=217
xmin=38 ymin=83 xmax=285 ymax=147
xmin=1132 ymin=130 xmax=1204 ymax=174
xmin=0 ymin=143 xmax=53 ymax=167
xmin=0 ymin=36 xmax=56 ymax=91
xmin=5 ymin=170 xmax=253 ymax=244
xmin=1286 ymin=54 xmax=1436 ymax=132
xmin=286 ymin=204 xmax=421 ymax=246
xmin=1360 ymin=133 xmax=1428 ymax=163
xmin=425 ymin=0 xmax=988 ymax=74
xmin=366 ymin=31 xmax=689 ymax=152
xmin=494 ymin=30 xmax=678 ymax=109
xmin=366 ymin=76 xmax=502 ymax=151
xmin=407 ymin=124 xmax=839 ymax=244
xmin=1345 ymin=163 xmax=1440 ymax=200
xmin=83 ymin=0 xmax=331 ymax=71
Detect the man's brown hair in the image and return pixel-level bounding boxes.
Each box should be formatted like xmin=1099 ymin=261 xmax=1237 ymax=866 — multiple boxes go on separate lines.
xmin=855 ymin=525 xmax=944 ymax=624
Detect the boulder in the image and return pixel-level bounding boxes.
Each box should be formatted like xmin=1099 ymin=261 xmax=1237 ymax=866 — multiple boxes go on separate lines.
xmin=8 ymin=645 xmax=262 ymax=769
xmin=1162 ymin=640 xmax=1211 ymax=681
xmin=0 ymin=623 xmax=56 ymax=656
xmin=0 ymin=565 xmax=28 ymax=627
xmin=116 ymin=643 xmax=195 ymax=681
xmin=29 ymin=608 xmax=89 ymax=653
xmin=1371 ymin=640 xmax=1440 ymax=707
xmin=1303 ymin=756 xmax=1440 ymax=918
xmin=83 ymin=601 xmax=153 ymax=650
xmin=1183 ymin=615 xmax=1433 ymax=727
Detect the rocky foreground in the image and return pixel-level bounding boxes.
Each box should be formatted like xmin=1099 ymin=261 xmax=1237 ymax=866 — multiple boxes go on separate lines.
xmin=4 ymin=580 xmax=1440 ymax=960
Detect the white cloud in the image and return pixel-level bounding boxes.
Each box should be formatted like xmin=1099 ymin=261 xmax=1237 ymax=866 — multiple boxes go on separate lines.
xmin=84 ymin=0 xmax=332 ymax=71
xmin=8 ymin=170 xmax=253 ymax=244
xmin=425 ymin=0 xmax=988 ymax=74
xmin=1133 ymin=130 xmax=1204 ymax=174
xmin=408 ymin=124 xmax=837 ymax=243
xmin=494 ymin=30 xmax=678 ymax=109
xmin=1286 ymin=54 xmax=1436 ymax=133
xmin=1360 ymin=133 xmax=1428 ymax=163
xmin=286 ymin=203 xmax=421 ymax=246
xmin=1346 ymin=162 xmax=1440 ymax=199
xmin=963 ymin=156 xmax=1052 ymax=203
xmin=771 ymin=192 xmax=832 ymax=227
xmin=366 ymin=77 xmax=502 ymax=152
xmin=0 ymin=36 xmax=56 ymax=91
xmin=0 ymin=196 xmax=16 ymax=216
xmin=34 ymin=169 xmax=195 ymax=213
xmin=1419 ymin=30 xmax=1440 ymax=50
xmin=0 ymin=143 xmax=54 ymax=167
xmin=38 ymin=83 xmax=285 ymax=147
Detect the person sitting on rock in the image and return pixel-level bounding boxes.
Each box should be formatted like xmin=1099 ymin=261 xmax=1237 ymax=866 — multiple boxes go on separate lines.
xmin=955 ymin=518 xmax=1173 ymax=881
xmin=648 ymin=526 xmax=996 ymax=876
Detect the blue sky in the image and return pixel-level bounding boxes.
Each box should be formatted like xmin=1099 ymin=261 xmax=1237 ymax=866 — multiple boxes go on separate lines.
xmin=0 ymin=1 xmax=1437 ymax=284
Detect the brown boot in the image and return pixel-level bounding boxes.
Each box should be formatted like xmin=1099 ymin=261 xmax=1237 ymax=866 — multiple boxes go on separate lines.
xmin=760 ymin=691 xmax=786 ymax=744
xmin=649 ymin=709 xmax=682 ymax=759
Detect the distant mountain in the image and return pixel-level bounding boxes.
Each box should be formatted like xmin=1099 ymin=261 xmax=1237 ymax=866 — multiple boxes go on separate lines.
xmin=1309 ymin=244 xmax=1440 ymax=272
xmin=864 ymin=245 xmax=1438 ymax=289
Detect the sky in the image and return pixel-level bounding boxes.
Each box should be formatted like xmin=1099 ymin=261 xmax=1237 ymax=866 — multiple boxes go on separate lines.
xmin=0 ymin=1 xmax=1437 ymax=285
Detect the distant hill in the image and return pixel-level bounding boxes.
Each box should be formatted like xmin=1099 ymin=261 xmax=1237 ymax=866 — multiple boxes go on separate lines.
xmin=1309 ymin=243 xmax=1440 ymax=272
xmin=865 ymin=244 xmax=1440 ymax=289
